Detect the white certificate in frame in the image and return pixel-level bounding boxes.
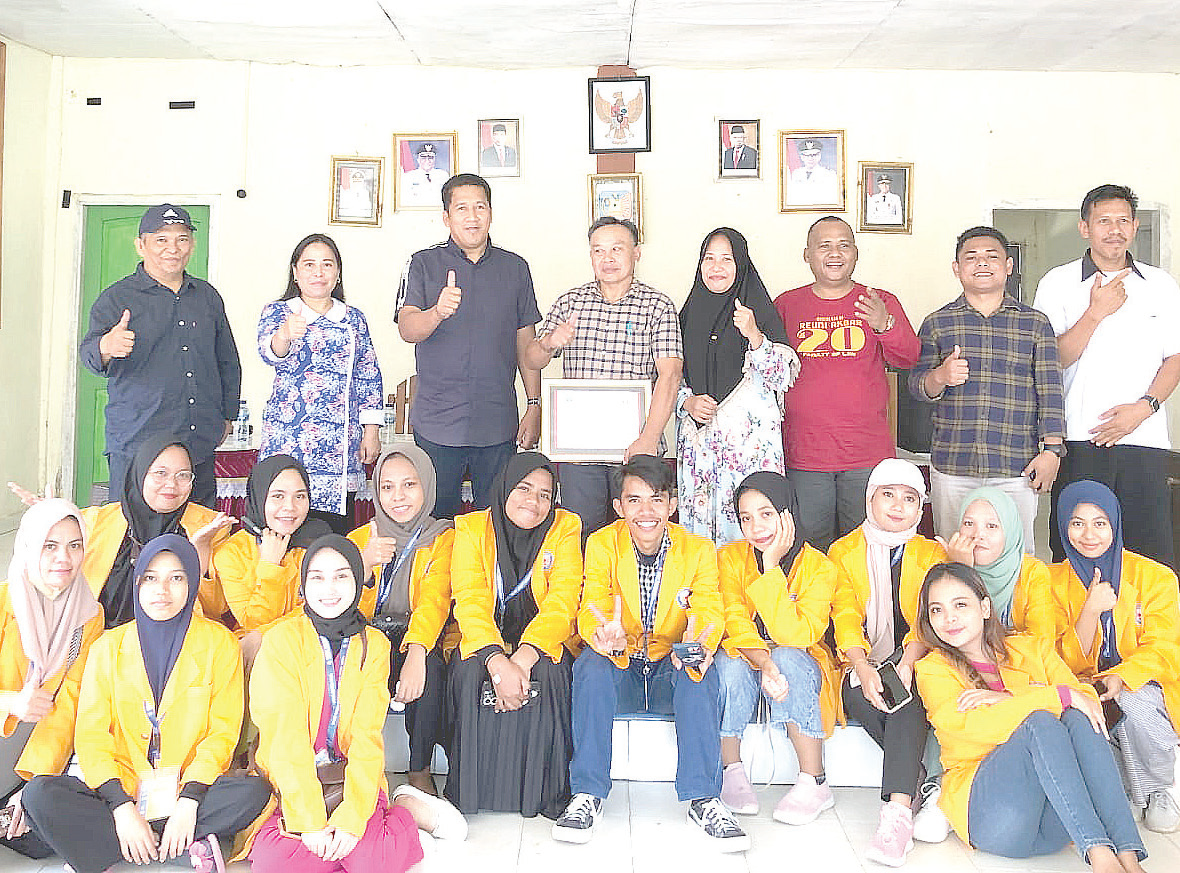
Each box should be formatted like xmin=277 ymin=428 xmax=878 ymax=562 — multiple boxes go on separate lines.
xmin=541 ymin=378 xmax=652 ymax=463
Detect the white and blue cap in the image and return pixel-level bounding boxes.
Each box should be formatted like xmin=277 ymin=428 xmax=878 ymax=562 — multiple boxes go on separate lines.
xmin=139 ymin=203 xmax=195 ymax=235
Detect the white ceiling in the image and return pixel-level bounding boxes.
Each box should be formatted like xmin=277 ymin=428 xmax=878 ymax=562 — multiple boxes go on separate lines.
xmin=2 ymin=0 xmax=1178 ymax=72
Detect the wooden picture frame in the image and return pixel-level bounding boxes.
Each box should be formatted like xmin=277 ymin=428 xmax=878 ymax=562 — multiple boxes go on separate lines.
xmin=329 ymin=156 xmax=383 ymax=226
xmin=588 ymin=173 xmax=643 ymax=242
xmin=858 ymin=161 xmax=914 ymax=234
xmin=588 ymin=76 xmax=651 ymax=154
xmin=392 ymin=132 xmax=457 ymax=211
xmin=779 ymin=129 xmax=846 ymax=212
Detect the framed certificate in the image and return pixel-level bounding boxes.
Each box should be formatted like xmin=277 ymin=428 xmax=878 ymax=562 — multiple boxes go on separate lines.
xmin=540 ymin=378 xmax=651 ymax=463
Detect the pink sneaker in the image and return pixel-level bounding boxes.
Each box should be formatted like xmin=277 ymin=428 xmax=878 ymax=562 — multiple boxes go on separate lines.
xmin=720 ymin=761 xmax=759 ymax=815
xmin=773 ymin=773 xmax=835 ymax=825
xmin=189 ymin=836 xmax=226 ymax=873
xmin=865 ymin=801 xmax=914 ymax=867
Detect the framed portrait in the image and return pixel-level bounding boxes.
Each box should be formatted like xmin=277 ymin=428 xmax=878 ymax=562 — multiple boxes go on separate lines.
xmin=588 ymin=76 xmax=651 ymax=154
xmin=718 ymin=119 xmax=760 ymax=179
xmin=541 ymin=378 xmax=652 ymax=463
xmin=477 ymin=118 xmax=520 ymax=178
xmin=392 ymin=132 xmax=456 ymax=211
xmin=588 ymin=173 xmax=643 ymax=241
xmin=779 ymin=130 xmax=846 ymax=212
xmin=328 ymin=156 xmax=383 ymax=226
xmin=858 ymin=161 xmax=913 ymax=233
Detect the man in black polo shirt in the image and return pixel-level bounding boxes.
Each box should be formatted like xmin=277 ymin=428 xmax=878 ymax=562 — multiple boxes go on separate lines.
xmin=79 ymin=204 xmax=241 ymax=508
xmin=395 ymin=173 xmax=542 ymax=518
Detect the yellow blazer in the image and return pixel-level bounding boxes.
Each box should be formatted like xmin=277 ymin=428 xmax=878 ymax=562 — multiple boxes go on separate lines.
xmin=348 ymin=523 xmax=457 ymax=656
xmin=717 ymin=542 xmax=840 ymax=735
xmin=0 ymin=585 xmax=105 ymax=778
xmin=249 ymin=615 xmax=391 ymax=839
xmin=80 ymin=502 xmax=232 ymax=620
xmin=829 ymin=528 xmax=946 ymax=658
xmin=1050 ymin=551 xmax=1180 ymax=731
xmin=578 ymin=520 xmax=723 ymax=678
xmin=451 ymin=508 xmax=583 ymax=662
xmin=75 ymin=614 xmax=243 ymax=799
xmin=915 ymin=633 xmax=1098 ymax=846
xmin=211 ymin=531 xmax=305 ymax=636
xmin=1003 ymin=556 xmax=1057 ymax=641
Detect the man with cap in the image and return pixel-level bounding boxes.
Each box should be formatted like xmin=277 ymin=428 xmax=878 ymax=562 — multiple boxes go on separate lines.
xmin=79 ymin=204 xmax=242 ymax=507
xmin=480 ymin=123 xmax=518 ymax=170
xmin=402 ymin=142 xmax=447 ymax=206
xmin=866 ymin=174 xmax=903 ymax=224
xmin=788 ymin=139 xmax=839 ymax=205
xmin=722 ymin=124 xmax=757 ymax=170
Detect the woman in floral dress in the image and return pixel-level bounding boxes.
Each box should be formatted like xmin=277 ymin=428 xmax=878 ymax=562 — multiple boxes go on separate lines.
xmin=676 ymin=227 xmax=798 ymax=545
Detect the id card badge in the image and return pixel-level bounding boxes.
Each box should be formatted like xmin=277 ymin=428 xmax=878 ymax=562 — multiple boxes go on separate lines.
xmin=135 ymin=766 xmax=180 ymax=821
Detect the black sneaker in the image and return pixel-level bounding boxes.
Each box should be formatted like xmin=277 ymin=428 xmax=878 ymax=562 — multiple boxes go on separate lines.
xmin=688 ymin=797 xmax=751 ymax=852
xmin=552 ymin=793 xmax=604 ymax=844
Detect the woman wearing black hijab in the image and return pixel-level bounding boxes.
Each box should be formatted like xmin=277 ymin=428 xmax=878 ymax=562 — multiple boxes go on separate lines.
xmin=446 ymin=453 xmax=584 ymax=819
xmin=22 ymin=534 xmax=271 ymax=873
xmin=677 ymin=228 xmax=798 ymax=546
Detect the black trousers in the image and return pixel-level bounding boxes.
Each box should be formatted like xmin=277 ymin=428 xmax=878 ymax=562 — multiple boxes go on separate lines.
xmin=1050 ymin=442 xmax=1174 ymax=569
xmin=388 ymin=642 xmax=449 ymax=773
xmin=21 ymin=774 xmax=272 ymax=873
xmin=841 ymin=674 xmax=928 ymax=801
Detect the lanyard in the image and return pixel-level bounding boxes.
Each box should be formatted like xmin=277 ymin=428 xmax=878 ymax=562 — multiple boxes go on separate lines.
xmin=375 ymin=526 xmax=423 ymax=612
xmin=143 ymin=702 xmax=164 ymax=768
xmin=319 ymin=636 xmax=351 ymax=762
xmin=494 ymin=563 xmax=533 ymax=609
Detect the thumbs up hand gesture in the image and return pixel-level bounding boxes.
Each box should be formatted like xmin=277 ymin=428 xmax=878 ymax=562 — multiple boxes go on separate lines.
xmin=100 ymin=309 xmax=136 ymax=359
xmin=588 ymin=594 xmax=627 ymax=657
xmin=284 ymin=311 xmax=308 ymax=343
xmin=732 ymin=299 xmax=763 ymax=346
xmin=937 ymin=344 xmax=969 ymax=388
xmin=542 ymin=315 xmax=578 ymax=353
xmin=434 ymin=270 xmax=462 ymax=319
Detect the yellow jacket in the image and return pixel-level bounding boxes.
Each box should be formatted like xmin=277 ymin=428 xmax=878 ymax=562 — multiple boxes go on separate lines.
xmin=451 ymin=509 xmax=583 ymax=662
xmin=249 ymin=615 xmax=391 ymax=839
xmin=578 ymin=520 xmax=723 ymax=678
xmin=80 ymin=502 xmax=232 ymax=621
xmin=1004 ymin=556 xmax=1057 ymax=642
xmin=211 ymin=531 xmax=305 ymax=636
xmin=75 ymin=615 xmax=243 ymax=799
xmin=915 ymin=633 xmax=1098 ymax=846
xmin=0 ymin=584 xmax=105 ymax=778
xmin=348 ymin=522 xmax=458 ymax=655
xmin=1050 ymin=551 xmax=1180 ymax=731
xmin=829 ymin=528 xmax=946 ymax=658
xmin=717 ymin=542 xmax=840 ymax=735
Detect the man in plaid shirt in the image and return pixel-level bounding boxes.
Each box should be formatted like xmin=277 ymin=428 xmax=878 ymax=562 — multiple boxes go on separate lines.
xmin=523 ymin=217 xmax=683 ymax=541
xmin=908 ymin=226 xmax=1065 ymax=554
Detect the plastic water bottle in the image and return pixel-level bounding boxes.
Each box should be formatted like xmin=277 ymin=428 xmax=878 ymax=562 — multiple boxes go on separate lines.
xmin=381 ymin=393 xmax=396 ymax=443
xmin=235 ymin=400 xmax=250 ymax=447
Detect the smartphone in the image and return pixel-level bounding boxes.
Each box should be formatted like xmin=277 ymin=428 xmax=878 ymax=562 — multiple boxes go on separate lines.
xmin=1092 ymin=679 xmax=1125 ymax=732
xmin=480 ymin=681 xmax=541 ymax=708
xmin=671 ymin=641 xmax=706 ymax=668
xmin=877 ymin=661 xmax=913 ymax=713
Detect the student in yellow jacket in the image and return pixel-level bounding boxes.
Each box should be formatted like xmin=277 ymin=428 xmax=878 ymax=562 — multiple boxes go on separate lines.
xmin=553 ymin=456 xmax=750 ymax=852
xmin=1052 ymin=480 xmax=1180 ymax=833
xmin=0 ymin=500 xmax=104 ymax=859
xmin=212 ymin=455 xmax=330 ymax=655
xmin=828 ymin=459 xmax=948 ymax=865
xmin=915 ymin=562 xmax=1146 ymax=873
xmin=446 ymin=452 xmax=582 ymax=820
xmin=715 ymin=472 xmax=839 ymax=824
xmin=247 ymin=535 xmax=465 ymax=873
xmin=21 ymin=534 xmax=272 ymax=873
xmin=347 ymin=446 xmax=454 ymax=796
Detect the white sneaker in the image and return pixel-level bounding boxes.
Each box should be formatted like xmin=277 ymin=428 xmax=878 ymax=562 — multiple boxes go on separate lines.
xmin=391 ymin=783 xmax=468 ymax=841
xmin=912 ymin=781 xmax=951 ymax=843
xmin=1145 ymin=789 xmax=1180 ymax=833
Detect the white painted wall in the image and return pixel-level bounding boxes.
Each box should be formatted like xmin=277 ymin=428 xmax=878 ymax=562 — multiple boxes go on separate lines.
xmin=6 ymin=55 xmax=1178 ymax=490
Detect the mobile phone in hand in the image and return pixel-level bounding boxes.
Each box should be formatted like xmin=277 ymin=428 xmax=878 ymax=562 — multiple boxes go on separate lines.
xmin=672 ymin=641 xmax=706 ymax=667
xmin=1092 ymin=679 xmax=1125 ymax=732
xmin=877 ymin=661 xmax=913 ymax=713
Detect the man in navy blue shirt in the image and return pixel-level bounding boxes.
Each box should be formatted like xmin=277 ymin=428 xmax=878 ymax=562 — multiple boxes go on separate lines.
xmin=79 ymin=204 xmax=241 ymax=508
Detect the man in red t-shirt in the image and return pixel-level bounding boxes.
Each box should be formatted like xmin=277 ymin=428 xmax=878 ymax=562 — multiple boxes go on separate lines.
xmin=773 ymin=216 xmax=920 ymax=549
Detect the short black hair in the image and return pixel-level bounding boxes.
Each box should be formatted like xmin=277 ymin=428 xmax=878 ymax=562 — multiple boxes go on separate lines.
xmin=588 ymin=216 xmax=639 ymax=245
xmin=610 ymin=456 xmax=673 ymax=498
xmin=1081 ymin=184 xmax=1138 ymax=221
xmin=441 ymin=173 xmax=491 ymax=210
xmin=805 ymin=215 xmax=853 ymax=245
xmin=954 ymin=226 xmax=1010 ymax=259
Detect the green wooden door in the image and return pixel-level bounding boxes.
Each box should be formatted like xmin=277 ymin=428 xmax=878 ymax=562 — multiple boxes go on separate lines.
xmin=74 ymin=205 xmax=210 ymax=504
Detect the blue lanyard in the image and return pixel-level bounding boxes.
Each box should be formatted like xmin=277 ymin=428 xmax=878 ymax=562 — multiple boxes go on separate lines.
xmin=318 ymin=636 xmax=350 ymax=762
xmin=143 ymin=702 xmax=164 ymax=768
xmin=494 ymin=563 xmax=533 ymax=609
xmin=375 ymin=526 xmax=423 ymax=612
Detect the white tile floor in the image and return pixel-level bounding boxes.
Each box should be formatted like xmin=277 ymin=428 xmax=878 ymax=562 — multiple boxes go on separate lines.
xmin=3 ymin=779 xmax=1179 ymax=873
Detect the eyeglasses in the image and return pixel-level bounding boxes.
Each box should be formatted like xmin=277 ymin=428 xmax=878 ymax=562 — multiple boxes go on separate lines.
xmin=146 ymin=468 xmax=195 ymax=486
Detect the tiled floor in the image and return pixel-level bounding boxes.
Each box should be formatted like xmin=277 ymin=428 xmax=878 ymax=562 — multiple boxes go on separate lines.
xmin=3 ymin=780 xmax=1179 ymax=873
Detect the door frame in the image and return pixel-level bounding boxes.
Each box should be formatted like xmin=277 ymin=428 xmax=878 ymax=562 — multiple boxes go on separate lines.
xmin=62 ymin=194 xmax=222 ymax=500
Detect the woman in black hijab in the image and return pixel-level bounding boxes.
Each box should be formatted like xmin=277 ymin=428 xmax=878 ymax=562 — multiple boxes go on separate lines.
xmin=445 ymin=453 xmax=584 ymax=819
xmin=676 ymin=228 xmax=799 ymax=546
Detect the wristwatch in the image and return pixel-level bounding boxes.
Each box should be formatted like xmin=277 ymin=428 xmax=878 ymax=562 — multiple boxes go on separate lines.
xmin=1141 ymin=394 xmax=1161 ymax=414
xmin=873 ymin=313 xmax=895 ymax=334
xmin=1039 ymin=442 xmax=1066 ymax=458
xmin=526 ymin=397 xmax=541 ymax=408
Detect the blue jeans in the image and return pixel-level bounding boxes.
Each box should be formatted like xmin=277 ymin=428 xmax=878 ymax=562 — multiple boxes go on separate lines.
xmin=414 ymin=434 xmax=516 ymax=520
xmin=716 ymin=648 xmax=823 ymax=738
xmin=569 ymin=650 xmax=722 ymax=802
xmin=968 ymin=709 xmax=1146 ymax=861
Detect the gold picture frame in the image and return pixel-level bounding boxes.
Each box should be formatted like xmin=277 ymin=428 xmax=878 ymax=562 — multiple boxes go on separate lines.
xmin=392 ymin=132 xmax=457 ymax=211
xmin=858 ymin=161 xmax=914 ymax=234
xmin=779 ymin=129 xmax=846 ymax=213
xmin=588 ymin=173 xmax=643 ymax=242
xmin=329 ymin=156 xmax=383 ymax=227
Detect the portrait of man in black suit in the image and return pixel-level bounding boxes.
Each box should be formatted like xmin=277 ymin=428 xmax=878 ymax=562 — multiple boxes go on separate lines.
xmin=478 ymin=119 xmax=521 ymax=177
xmin=719 ymin=120 xmax=759 ymax=178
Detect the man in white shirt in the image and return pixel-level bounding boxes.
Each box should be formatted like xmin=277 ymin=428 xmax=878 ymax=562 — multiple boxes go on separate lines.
xmin=866 ymin=174 xmax=902 ymax=224
xmin=788 ymin=139 xmax=839 ymax=206
xmin=1033 ymin=183 xmax=1180 ymax=566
